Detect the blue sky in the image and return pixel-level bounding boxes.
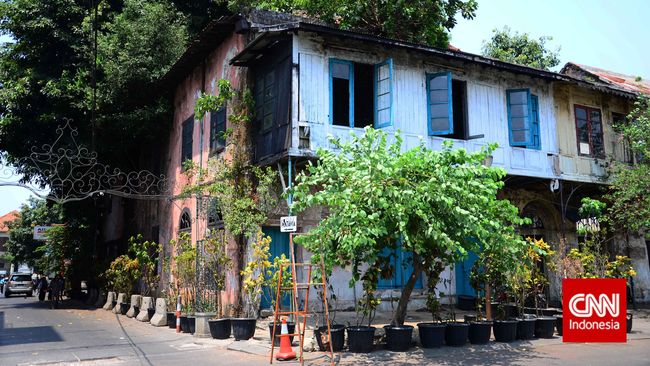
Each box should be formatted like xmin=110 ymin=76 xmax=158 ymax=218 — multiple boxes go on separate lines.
xmin=0 ymin=1 xmax=648 ymax=214
xmin=450 ymin=0 xmax=650 ymax=78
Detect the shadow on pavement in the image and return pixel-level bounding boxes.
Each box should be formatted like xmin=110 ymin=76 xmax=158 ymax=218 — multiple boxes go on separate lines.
xmin=0 ymin=298 xmax=94 ymax=310
xmin=0 ymin=325 xmax=64 ymax=347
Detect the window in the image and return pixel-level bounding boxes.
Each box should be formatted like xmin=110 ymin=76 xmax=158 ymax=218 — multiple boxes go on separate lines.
xmin=329 ymin=58 xmax=393 ymax=128
xmin=255 ymin=69 xmax=277 ymax=131
xmin=506 ymin=89 xmax=541 ymax=149
xmin=210 ymin=107 xmax=226 ymax=154
xmin=181 ymin=116 xmax=194 ymax=167
xmin=574 ymin=105 xmax=604 ymax=157
xmin=179 ymin=209 xmax=191 ymax=232
xmin=426 ymin=72 xmax=469 ymax=139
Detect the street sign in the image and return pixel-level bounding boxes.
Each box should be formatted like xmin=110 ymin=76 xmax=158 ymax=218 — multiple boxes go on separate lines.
xmin=33 ymin=226 xmax=53 ymax=240
xmin=280 ymin=216 xmax=297 ymax=232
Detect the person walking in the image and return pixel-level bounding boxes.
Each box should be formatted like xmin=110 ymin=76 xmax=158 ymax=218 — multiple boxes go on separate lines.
xmin=37 ymin=275 xmax=49 ymax=302
xmin=50 ymin=275 xmax=62 ymax=309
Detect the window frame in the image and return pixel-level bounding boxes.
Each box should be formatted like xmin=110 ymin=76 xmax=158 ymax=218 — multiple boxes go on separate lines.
xmin=209 ymin=107 xmax=227 ymax=155
xmin=181 ymin=115 xmax=194 ymax=168
xmin=506 ymin=88 xmax=534 ymax=147
xmin=374 ymin=58 xmax=393 ymax=129
xmin=574 ymin=104 xmax=605 ymax=158
xmin=530 ymin=94 xmax=541 ymax=150
xmin=329 ymin=58 xmax=355 ymax=127
xmin=426 ymin=72 xmax=454 ymax=136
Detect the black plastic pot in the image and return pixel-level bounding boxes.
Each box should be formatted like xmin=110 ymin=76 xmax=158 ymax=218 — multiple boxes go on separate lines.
xmin=231 ymin=318 xmax=257 ymax=340
xmin=347 ymin=326 xmax=375 ymax=353
xmin=384 ymin=325 xmax=413 ymax=352
xmin=120 ymin=303 xmax=129 ymax=315
xmin=315 ymin=324 xmax=345 ymax=352
xmin=464 ymin=314 xmax=477 ymax=323
xmin=627 ymin=312 xmax=633 ymax=333
xmin=133 ymin=306 xmax=140 ymax=318
xmin=535 ymin=317 xmax=556 ymax=338
xmin=555 ymin=315 xmax=563 ymax=336
xmin=167 ymin=312 xmax=177 ymax=329
xmin=180 ymin=316 xmax=190 ymax=333
xmin=505 ymin=304 xmax=518 ymax=318
xmin=457 ymin=295 xmax=476 ymax=311
xmin=208 ymin=318 xmax=231 ymax=339
xmin=516 ymin=317 xmax=537 ymax=340
xmin=112 ymin=301 xmax=117 ymax=308
xmin=493 ymin=320 xmax=518 ymax=342
xmin=147 ymin=308 xmax=156 ymax=319
xmin=445 ymin=322 xmax=469 ymax=347
xmin=417 ymin=323 xmax=446 ymax=348
xmin=187 ymin=316 xmax=196 ymax=334
xmin=468 ymin=321 xmax=492 ymax=344
xmin=269 ymin=322 xmax=295 ymax=346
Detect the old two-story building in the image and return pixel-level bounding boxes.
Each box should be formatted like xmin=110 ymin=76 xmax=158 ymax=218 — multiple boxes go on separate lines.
xmin=156 ymin=10 xmax=650 ymax=313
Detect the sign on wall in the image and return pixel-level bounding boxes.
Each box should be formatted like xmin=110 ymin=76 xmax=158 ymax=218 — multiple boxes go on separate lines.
xmin=33 ymin=226 xmax=53 ymax=240
xmin=280 ymin=216 xmax=297 ymax=232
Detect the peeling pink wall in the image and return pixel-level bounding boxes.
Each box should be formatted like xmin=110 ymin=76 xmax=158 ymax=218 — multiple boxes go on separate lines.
xmin=160 ymin=32 xmax=246 ymax=312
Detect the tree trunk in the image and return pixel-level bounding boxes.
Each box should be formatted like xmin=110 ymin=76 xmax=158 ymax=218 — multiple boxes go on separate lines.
xmin=392 ymin=255 xmax=423 ymax=326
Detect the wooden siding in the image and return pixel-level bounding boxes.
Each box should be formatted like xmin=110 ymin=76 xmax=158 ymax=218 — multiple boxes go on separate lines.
xmin=296 ymin=32 xmax=559 ymax=179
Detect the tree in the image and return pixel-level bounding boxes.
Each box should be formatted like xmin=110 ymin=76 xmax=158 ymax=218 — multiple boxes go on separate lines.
xmin=481 ymin=26 xmax=560 ymax=70
xmin=607 ymin=96 xmax=650 ymax=231
xmin=225 ymin=0 xmax=478 ymax=48
xmin=290 ymin=128 xmax=528 ymax=326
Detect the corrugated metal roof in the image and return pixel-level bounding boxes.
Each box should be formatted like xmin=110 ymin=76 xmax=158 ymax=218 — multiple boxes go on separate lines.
xmin=561 ymin=62 xmax=649 ymax=97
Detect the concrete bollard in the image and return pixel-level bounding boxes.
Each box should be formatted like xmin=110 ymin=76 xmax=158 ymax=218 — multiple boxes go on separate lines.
xmin=126 ymin=295 xmax=141 ymax=318
xmin=150 ymin=298 xmax=167 ymax=326
xmin=95 ymin=290 xmax=106 ymax=308
xmin=136 ymin=296 xmax=154 ymax=322
xmin=103 ymin=291 xmax=116 ymax=310
xmin=113 ymin=293 xmax=126 ymax=314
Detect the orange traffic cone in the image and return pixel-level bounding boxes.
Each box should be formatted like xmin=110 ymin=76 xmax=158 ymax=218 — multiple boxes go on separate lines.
xmin=275 ymin=319 xmax=296 ymax=361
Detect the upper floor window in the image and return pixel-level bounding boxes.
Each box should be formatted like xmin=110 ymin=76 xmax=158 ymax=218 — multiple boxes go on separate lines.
xmin=329 ymin=58 xmax=393 ymax=128
xmin=210 ymin=107 xmax=226 ymax=154
xmin=255 ymin=69 xmax=277 ymax=132
xmin=426 ymin=72 xmax=468 ymax=139
xmin=181 ymin=115 xmax=194 ymax=167
xmin=506 ymin=89 xmax=541 ymax=150
xmin=179 ymin=209 xmax=191 ymax=232
xmin=574 ymin=105 xmax=604 ymax=158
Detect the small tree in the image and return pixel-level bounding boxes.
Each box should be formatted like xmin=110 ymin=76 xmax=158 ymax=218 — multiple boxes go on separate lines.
xmin=204 ymin=229 xmax=231 ymax=317
xmin=291 ymin=128 xmax=528 ymax=326
xmin=128 ymin=234 xmax=161 ymax=296
xmin=241 ymin=231 xmax=273 ymax=318
xmin=173 ymin=232 xmax=197 ymax=314
xmin=103 ymin=255 xmax=140 ymax=298
xmin=481 ymin=26 xmax=560 ymax=70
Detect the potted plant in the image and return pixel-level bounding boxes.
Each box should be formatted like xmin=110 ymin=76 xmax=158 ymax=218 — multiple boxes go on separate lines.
xmin=442 ymin=272 xmax=469 ymax=347
xmin=235 ymin=231 xmax=272 ymax=341
xmin=347 ymin=265 xmax=379 ymax=353
xmin=174 ymin=232 xmax=197 ymax=334
xmin=467 ymin=261 xmax=492 ymax=344
xmin=102 ymin=254 xmax=140 ymax=316
xmin=129 ymin=235 xmax=161 ymax=320
xmin=204 ymin=229 xmax=233 ymax=340
xmin=313 ymin=281 xmax=345 ymax=352
xmin=264 ymin=253 xmax=295 ymax=346
xmin=524 ymin=238 xmax=556 ymax=339
xmin=417 ymin=271 xmax=446 ymax=348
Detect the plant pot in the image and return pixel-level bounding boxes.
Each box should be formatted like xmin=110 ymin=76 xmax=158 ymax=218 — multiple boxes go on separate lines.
xmin=468 ymin=321 xmax=492 ymax=344
xmin=505 ymin=304 xmax=518 ymax=318
xmin=555 ymin=315 xmax=563 ymax=336
xmin=188 ymin=317 xmax=196 ymax=334
xmin=627 ymin=312 xmax=633 ymax=333
xmin=133 ymin=306 xmax=140 ymax=318
xmin=180 ymin=316 xmax=190 ymax=333
xmin=231 ymin=318 xmax=257 ymax=341
xmin=167 ymin=312 xmax=177 ymax=329
xmin=147 ymin=308 xmax=156 ymax=320
xmin=457 ymin=295 xmax=476 ymax=311
xmin=516 ymin=317 xmax=537 ymax=340
xmin=315 ymin=324 xmax=345 ymax=352
xmin=384 ymin=325 xmax=413 ymax=352
xmin=208 ymin=318 xmax=231 ymax=339
xmin=112 ymin=301 xmax=117 ymax=308
xmin=417 ymin=322 xmax=446 ymax=348
xmin=269 ymin=321 xmax=295 ymax=346
xmin=534 ymin=317 xmax=556 ymax=338
xmin=120 ymin=303 xmax=129 ymax=315
xmin=347 ymin=326 xmax=375 ymax=353
xmin=445 ymin=322 xmax=469 ymax=347
xmin=493 ymin=320 xmax=518 ymax=342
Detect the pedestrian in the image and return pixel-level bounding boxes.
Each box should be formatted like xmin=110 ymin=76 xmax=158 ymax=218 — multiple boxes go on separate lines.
xmin=0 ymin=275 xmax=5 ymax=293
xmin=37 ymin=275 xmax=49 ymax=302
xmin=50 ymin=275 xmax=63 ymax=309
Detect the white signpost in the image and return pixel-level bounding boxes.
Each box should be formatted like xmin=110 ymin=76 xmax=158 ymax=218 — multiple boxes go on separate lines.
xmin=33 ymin=226 xmax=53 ymax=240
xmin=280 ymin=216 xmax=297 ymax=232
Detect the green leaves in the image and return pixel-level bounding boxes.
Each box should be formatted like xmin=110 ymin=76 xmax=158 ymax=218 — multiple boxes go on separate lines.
xmin=481 ymin=26 xmax=560 ymax=71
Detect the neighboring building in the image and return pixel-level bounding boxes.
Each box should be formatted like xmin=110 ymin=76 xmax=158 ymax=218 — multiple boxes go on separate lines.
xmin=0 ymin=210 xmax=19 ymax=275
xmin=156 ymin=10 xmax=650 ymax=312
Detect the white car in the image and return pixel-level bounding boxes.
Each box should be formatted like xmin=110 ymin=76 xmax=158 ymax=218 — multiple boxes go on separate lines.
xmin=4 ymin=273 xmax=34 ymax=297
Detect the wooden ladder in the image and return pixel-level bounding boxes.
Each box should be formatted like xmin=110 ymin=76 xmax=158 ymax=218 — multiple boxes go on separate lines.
xmin=269 ymin=233 xmax=335 ymax=365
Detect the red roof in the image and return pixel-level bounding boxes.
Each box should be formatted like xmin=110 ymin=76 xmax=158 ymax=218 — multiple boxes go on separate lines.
xmin=0 ymin=210 xmax=20 ymax=233
xmin=562 ymin=62 xmax=650 ymax=96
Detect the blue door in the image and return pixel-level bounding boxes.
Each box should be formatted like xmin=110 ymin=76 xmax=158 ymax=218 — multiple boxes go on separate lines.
xmin=377 ymin=245 xmax=423 ymax=289
xmin=455 ymin=250 xmax=479 ymax=296
xmin=260 ymin=227 xmax=292 ymax=310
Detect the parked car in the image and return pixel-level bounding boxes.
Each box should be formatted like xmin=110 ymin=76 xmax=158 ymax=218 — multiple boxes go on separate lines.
xmin=4 ymin=273 xmax=34 ymax=297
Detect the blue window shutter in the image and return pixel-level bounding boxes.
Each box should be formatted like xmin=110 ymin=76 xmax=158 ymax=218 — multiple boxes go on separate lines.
xmin=374 ymin=59 xmax=393 ymax=128
xmin=398 ymin=249 xmax=423 ymax=289
xmin=377 ymin=246 xmax=396 ymax=289
xmin=329 ymin=59 xmax=354 ymax=127
xmin=426 ymin=72 xmax=453 ymax=135
xmin=507 ymin=89 xmax=533 ymax=146
xmin=530 ymin=95 xmax=541 ymax=150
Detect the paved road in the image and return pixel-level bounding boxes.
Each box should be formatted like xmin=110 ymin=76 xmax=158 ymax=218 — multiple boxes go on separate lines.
xmin=1 ymin=294 xmax=650 ymax=365
xmin=0 ymin=295 xmax=266 ymax=366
